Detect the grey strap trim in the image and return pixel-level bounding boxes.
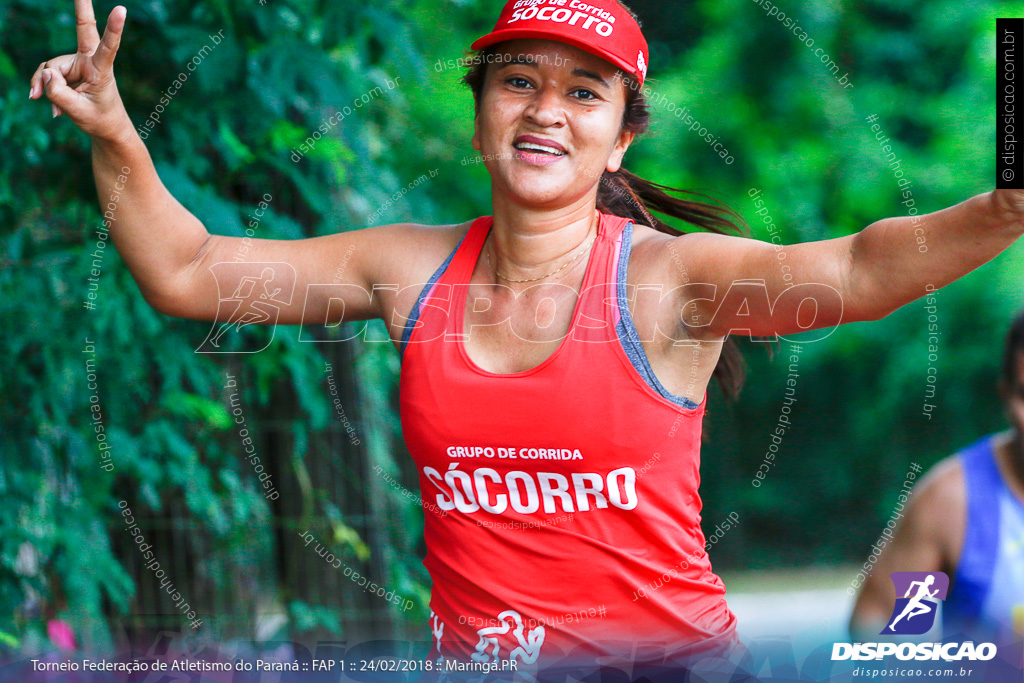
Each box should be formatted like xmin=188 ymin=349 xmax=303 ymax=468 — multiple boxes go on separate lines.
xmin=400 ymin=232 xmax=465 ymax=357
xmin=616 ymin=221 xmax=701 ymax=410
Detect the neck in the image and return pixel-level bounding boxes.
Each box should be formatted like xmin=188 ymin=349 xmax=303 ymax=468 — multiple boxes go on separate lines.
xmin=486 ymin=190 xmax=600 ymax=282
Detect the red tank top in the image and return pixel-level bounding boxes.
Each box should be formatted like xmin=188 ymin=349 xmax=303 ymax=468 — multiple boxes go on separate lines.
xmin=399 ymin=211 xmax=737 ymax=674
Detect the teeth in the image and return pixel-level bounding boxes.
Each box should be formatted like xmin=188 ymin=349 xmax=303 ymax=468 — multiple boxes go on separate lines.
xmin=514 ymin=141 xmax=565 ymax=155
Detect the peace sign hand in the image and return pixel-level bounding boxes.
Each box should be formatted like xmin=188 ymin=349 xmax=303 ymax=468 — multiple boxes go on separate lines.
xmin=28 ymin=1 xmax=133 ymax=145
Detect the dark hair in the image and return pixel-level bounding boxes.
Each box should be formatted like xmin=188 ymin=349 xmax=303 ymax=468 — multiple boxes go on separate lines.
xmin=1002 ymin=309 xmax=1024 ymax=393
xmin=461 ymin=17 xmax=753 ymax=403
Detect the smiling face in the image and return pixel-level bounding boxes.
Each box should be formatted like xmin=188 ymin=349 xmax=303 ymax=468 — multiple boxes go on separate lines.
xmin=470 ymin=39 xmax=635 ymax=210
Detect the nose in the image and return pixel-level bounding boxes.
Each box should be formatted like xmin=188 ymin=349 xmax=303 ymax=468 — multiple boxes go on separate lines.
xmin=523 ymin=83 xmax=565 ymax=128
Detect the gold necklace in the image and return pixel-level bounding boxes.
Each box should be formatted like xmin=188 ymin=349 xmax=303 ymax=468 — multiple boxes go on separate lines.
xmin=484 ymin=214 xmax=598 ymax=283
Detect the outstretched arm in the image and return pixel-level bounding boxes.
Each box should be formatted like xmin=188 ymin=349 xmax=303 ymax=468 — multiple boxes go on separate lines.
xmin=672 ymin=189 xmax=1023 ymax=339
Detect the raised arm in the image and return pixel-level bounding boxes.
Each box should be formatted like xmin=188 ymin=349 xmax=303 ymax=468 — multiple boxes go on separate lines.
xmin=671 ymin=189 xmax=1024 ymax=339
xmin=87 ymin=127 xmax=416 ymax=324
xmin=31 ymin=0 xmax=403 ymax=326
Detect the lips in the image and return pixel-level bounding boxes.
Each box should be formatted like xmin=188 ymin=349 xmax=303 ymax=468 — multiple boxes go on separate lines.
xmin=512 ymin=135 xmax=567 ymax=156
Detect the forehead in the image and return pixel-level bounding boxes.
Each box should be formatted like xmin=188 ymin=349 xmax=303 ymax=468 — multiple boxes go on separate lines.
xmin=489 ymin=38 xmax=621 ymax=77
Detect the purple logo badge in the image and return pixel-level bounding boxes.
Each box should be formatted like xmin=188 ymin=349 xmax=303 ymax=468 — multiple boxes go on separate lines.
xmin=882 ymin=572 xmax=949 ymax=635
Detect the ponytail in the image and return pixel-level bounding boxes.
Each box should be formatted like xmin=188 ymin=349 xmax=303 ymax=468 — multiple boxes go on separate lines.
xmin=596 ymin=169 xmax=750 ymax=403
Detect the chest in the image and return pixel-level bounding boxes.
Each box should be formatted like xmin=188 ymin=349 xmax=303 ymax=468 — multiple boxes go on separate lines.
xmin=460 ymin=243 xmax=675 ymax=375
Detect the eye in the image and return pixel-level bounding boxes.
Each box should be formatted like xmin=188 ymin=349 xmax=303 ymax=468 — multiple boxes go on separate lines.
xmin=506 ymin=76 xmax=533 ymax=89
xmin=571 ymin=88 xmax=598 ymax=101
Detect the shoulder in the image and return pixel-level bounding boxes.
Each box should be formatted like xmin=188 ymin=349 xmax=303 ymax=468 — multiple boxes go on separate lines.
xmin=619 ymin=221 xmax=683 ymax=282
xmin=921 ymin=431 xmax=1011 ymax=501
xmin=621 ymin=223 xmax=731 ymax=329
xmin=623 ymin=220 xmax=672 ymax=253
xmin=374 ymin=219 xmax=476 ymax=286
xmin=913 ymin=456 xmax=965 ymax=513
xmin=622 ymin=221 xmax=752 ymax=280
xmin=384 ymin=219 xmax=474 ymax=250
xmin=901 ymin=455 xmax=965 ymax=555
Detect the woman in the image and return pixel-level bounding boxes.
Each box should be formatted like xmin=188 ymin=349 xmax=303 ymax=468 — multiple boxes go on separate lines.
xmin=30 ymin=0 xmax=1024 ymax=678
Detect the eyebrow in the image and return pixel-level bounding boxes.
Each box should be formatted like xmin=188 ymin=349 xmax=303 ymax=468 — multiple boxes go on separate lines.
xmin=494 ymin=56 xmax=610 ymax=88
xmin=571 ymin=67 xmax=609 ymax=87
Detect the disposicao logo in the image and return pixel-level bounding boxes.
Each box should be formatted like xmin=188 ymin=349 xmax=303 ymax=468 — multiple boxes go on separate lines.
xmin=882 ymin=571 xmax=948 ymax=635
xmin=831 ymin=571 xmax=997 ymax=662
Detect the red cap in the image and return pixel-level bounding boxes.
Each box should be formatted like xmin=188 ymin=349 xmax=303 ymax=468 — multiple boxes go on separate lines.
xmin=471 ymin=0 xmax=650 ymax=85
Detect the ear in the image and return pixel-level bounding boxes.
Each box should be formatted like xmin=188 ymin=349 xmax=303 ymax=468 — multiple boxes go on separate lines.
xmin=471 ymin=115 xmax=481 ymax=151
xmin=606 ymin=129 xmax=635 ymax=173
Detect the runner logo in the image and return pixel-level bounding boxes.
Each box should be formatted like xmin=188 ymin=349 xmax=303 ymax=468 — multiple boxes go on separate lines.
xmin=197 ymin=262 xmax=294 ymax=353
xmin=472 ymin=610 xmax=545 ymax=664
xmin=882 ymin=571 xmax=949 ymax=635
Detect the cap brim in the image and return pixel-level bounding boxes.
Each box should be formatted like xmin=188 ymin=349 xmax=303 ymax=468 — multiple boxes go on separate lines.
xmin=469 ymin=28 xmax=638 ymax=82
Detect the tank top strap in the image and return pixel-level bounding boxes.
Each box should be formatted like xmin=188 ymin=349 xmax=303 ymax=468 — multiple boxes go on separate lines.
xmin=572 ymin=212 xmax=630 ymax=342
xmin=443 ymin=215 xmax=493 ymax=286
xmin=597 ymin=211 xmax=629 ymax=241
xmin=946 ymin=434 xmax=1003 ymax=625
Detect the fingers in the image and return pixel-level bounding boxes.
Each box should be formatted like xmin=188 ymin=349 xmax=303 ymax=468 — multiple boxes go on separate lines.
xmin=41 ymin=67 xmax=78 ymax=119
xmin=29 ymin=55 xmax=77 ymax=98
xmin=74 ymin=0 xmax=101 ymax=54
xmin=91 ymin=5 xmax=126 ymax=74
xmin=30 ymin=61 xmax=48 ymax=99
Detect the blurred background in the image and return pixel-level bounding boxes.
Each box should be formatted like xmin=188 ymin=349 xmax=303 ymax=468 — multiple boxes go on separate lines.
xmin=1 ymin=0 xmax=1022 ymax=662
